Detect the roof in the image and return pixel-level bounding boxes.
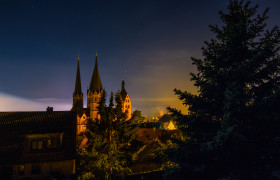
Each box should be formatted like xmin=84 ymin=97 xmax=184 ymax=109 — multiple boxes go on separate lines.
xmin=74 ymin=57 xmax=82 ymax=95
xmin=76 ymin=108 xmax=90 ymax=117
xmin=71 ymin=100 xmax=83 ymax=113
xmin=89 ymin=54 xmax=103 ymax=93
xmin=0 ymin=111 xmax=76 ymax=165
xmin=136 ymin=128 xmax=163 ymax=144
xmin=158 ymin=114 xmax=173 ymax=123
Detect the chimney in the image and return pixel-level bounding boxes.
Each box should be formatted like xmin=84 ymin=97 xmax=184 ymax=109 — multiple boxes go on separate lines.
xmin=46 ymin=106 xmax=53 ymax=112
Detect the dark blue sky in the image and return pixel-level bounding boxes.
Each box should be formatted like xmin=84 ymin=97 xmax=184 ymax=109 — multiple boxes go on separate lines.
xmin=1 ymin=0 xmax=280 ymax=117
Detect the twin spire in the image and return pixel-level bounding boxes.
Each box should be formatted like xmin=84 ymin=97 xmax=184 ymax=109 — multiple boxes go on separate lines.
xmin=74 ymin=53 xmax=103 ymax=95
xmin=89 ymin=53 xmax=103 ymax=92
xmin=74 ymin=56 xmax=82 ymax=95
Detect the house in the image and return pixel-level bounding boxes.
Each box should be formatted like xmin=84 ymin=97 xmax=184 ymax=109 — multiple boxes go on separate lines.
xmin=0 ymin=111 xmax=76 ymax=180
xmin=158 ymin=114 xmax=178 ymax=130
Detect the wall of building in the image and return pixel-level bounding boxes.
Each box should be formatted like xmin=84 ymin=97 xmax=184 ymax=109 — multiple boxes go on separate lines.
xmin=87 ymin=91 xmax=102 ymax=120
xmin=77 ymin=113 xmax=87 ymax=135
xmin=123 ymin=95 xmax=132 ymax=120
xmin=13 ymin=160 xmax=75 ymax=180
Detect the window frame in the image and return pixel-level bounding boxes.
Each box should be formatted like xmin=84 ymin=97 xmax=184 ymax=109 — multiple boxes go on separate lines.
xmin=18 ymin=165 xmax=24 ymax=176
xmin=31 ymin=140 xmax=43 ymax=150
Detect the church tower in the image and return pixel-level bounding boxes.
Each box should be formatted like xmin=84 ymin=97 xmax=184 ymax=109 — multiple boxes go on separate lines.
xmin=71 ymin=56 xmax=83 ymax=113
xmin=87 ymin=53 xmax=103 ymax=120
xmin=120 ymin=80 xmax=132 ymax=120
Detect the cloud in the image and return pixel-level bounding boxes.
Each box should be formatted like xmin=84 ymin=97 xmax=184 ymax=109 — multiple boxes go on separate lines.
xmin=0 ymin=92 xmax=71 ymax=111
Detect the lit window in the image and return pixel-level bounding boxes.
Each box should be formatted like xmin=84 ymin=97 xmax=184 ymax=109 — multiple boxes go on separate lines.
xmin=38 ymin=141 xmax=42 ymax=149
xmin=46 ymin=139 xmax=58 ymax=149
xmin=19 ymin=165 xmax=24 ymax=175
xmin=47 ymin=139 xmax=52 ymax=148
xmin=31 ymin=140 xmax=43 ymax=150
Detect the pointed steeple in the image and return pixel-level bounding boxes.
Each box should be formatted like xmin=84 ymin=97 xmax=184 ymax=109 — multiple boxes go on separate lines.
xmin=74 ymin=56 xmax=82 ymax=94
xmin=89 ymin=53 xmax=103 ymax=92
xmin=72 ymin=56 xmax=83 ymax=113
xmin=122 ymin=80 xmax=125 ymax=91
xmin=120 ymin=80 xmax=127 ymax=100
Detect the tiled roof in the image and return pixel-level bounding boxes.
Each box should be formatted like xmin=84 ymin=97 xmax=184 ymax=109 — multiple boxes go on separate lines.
xmin=0 ymin=111 xmax=76 ymax=165
xmin=159 ymin=114 xmax=173 ymax=123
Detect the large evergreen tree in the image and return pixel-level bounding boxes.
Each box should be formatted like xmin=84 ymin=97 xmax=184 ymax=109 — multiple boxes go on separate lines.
xmin=167 ymin=0 xmax=280 ymax=179
xmin=77 ymin=91 xmax=142 ymax=179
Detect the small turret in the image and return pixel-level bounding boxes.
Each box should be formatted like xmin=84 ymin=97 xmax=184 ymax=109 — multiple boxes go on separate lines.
xmin=120 ymin=80 xmax=131 ymax=120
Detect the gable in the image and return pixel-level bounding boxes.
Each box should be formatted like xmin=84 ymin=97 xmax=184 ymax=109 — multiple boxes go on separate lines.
xmin=166 ymin=121 xmax=176 ymax=130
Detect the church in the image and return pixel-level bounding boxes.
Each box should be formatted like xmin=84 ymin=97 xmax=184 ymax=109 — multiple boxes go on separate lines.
xmin=0 ymin=53 xmax=132 ymax=179
xmin=71 ymin=53 xmax=132 ymax=135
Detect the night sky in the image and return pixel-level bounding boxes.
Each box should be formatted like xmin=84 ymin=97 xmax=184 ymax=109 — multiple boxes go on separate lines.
xmin=1 ymin=0 xmax=280 ymax=117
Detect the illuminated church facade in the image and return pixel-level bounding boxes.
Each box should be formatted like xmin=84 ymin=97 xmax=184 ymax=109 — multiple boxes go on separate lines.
xmin=71 ymin=54 xmax=132 ymax=135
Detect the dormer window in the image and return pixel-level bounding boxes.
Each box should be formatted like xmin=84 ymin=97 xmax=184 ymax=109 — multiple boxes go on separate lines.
xmin=27 ymin=133 xmax=62 ymax=152
xmin=46 ymin=139 xmax=58 ymax=149
xmin=32 ymin=140 xmax=43 ymax=150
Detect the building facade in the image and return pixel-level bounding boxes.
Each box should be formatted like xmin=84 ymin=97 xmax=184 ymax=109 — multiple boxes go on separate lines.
xmin=72 ymin=53 xmax=132 ymax=135
xmin=0 ymin=111 xmax=76 ymax=180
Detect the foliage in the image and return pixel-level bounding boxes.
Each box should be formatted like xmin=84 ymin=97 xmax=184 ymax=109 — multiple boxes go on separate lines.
xmin=167 ymin=0 xmax=280 ymax=179
xmin=130 ymin=110 xmax=145 ymax=124
xmin=77 ymin=90 xmax=144 ymax=179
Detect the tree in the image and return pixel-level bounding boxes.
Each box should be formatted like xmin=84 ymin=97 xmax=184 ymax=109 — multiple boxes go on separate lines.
xmin=167 ymin=0 xmax=280 ymax=178
xmin=130 ymin=110 xmax=145 ymax=124
xmin=77 ymin=91 xmax=143 ymax=179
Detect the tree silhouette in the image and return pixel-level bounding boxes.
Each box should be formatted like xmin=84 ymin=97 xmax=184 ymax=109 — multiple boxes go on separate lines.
xmin=167 ymin=0 xmax=280 ymax=179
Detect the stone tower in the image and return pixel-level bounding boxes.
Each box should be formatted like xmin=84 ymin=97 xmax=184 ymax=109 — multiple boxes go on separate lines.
xmin=71 ymin=56 xmax=83 ymax=113
xmin=87 ymin=53 xmax=103 ymax=120
xmin=120 ymin=80 xmax=132 ymax=120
